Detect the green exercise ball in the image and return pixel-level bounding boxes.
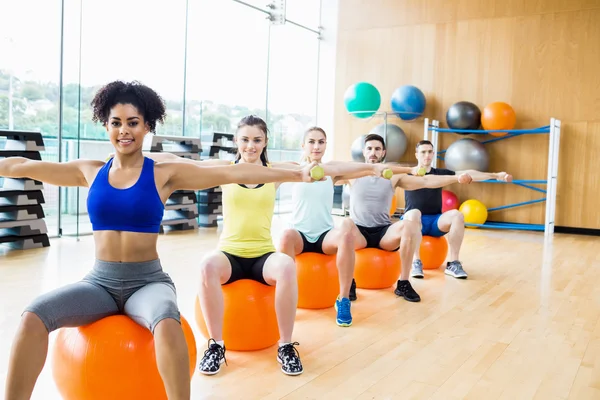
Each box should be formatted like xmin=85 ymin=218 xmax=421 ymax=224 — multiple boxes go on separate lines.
xmin=344 ymin=82 xmax=381 ymax=119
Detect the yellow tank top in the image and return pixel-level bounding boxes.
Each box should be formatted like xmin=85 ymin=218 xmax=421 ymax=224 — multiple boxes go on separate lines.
xmin=218 ymin=163 xmax=276 ymax=257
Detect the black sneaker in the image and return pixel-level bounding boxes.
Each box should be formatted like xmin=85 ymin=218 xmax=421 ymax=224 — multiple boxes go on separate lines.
xmin=277 ymin=342 xmax=303 ymax=375
xmin=199 ymin=338 xmax=227 ymax=375
xmin=349 ymin=278 xmax=357 ymax=301
xmin=394 ymin=280 xmax=421 ymax=302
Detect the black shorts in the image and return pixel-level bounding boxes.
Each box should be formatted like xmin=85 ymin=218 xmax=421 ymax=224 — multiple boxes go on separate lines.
xmin=357 ymin=224 xmax=392 ymax=249
xmin=299 ymin=230 xmax=330 ymax=255
xmin=222 ymin=251 xmax=274 ymax=286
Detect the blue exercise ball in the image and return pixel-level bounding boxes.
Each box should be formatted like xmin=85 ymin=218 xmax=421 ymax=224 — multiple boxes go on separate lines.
xmin=390 ymin=85 xmax=426 ymax=121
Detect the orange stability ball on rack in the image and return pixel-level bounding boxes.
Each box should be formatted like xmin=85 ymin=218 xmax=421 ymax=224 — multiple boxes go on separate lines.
xmin=481 ymin=102 xmax=516 ymax=137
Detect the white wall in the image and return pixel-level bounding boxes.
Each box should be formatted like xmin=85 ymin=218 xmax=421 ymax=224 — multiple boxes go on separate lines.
xmin=316 ymin=0 xmax=339 ymax=162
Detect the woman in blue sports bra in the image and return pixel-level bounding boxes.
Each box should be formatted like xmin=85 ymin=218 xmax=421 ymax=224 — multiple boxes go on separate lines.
xmin=0 ymin=81 xmax=318 ymax=400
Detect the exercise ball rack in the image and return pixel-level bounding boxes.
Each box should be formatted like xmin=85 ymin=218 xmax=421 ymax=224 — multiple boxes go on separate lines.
xmin=423 ymin=117 xmax=561 ymax=237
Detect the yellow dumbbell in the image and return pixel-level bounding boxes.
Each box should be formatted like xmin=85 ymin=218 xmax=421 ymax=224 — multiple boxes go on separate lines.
xmin=310 ymin=165 xmax=325 ymax=181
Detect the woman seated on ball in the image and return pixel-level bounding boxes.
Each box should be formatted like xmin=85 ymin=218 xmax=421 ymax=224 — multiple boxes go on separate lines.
xmin=1 ymin=82 xmax=318 ymax=400
xmin=278 ymin=127 xmax=412 ymax=328
xmin=144 ymin=117 xmax=393 ymax=376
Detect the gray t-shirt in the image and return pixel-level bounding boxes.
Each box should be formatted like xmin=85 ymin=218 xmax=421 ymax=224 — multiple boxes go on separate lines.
xmin=349 ymin=176 xmax=394 ymax=228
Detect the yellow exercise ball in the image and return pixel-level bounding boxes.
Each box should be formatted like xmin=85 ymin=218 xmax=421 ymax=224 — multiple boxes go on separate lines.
xmin=459 ymin=199 xmax=488 ymax=227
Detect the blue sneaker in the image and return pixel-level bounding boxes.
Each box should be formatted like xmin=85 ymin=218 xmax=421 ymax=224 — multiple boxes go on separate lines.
xmin=335 ymin=297 xmax=352 ymax=327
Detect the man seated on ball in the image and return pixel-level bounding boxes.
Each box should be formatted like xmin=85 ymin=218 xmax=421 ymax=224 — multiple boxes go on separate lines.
xmin=402 ymin=140 xmax=512 ymax=280
xmin=337 ymin=134 xmax=474 ymax=303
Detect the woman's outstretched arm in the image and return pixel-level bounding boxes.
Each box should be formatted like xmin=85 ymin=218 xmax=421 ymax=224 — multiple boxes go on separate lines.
xmin=0 ymin=157 xmax=100 ymax=187
xmin=162 ymin=161 xmax=319 ymax=191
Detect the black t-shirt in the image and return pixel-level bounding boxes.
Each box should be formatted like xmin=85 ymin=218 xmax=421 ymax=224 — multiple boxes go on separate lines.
xmin=404 ymin=167 xmax=456 ymax=215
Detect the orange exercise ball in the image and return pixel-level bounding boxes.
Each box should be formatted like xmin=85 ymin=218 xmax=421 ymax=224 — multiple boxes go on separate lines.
xmin=419 ymin=236 xmax=449 ymax=270
xmin=390 ymin=194 xmax=398 ymax=216
xmin=481 ymin=101 xmax=516 ymax=137
xmin=296 ymin=252 xmax=339 ymax=309
xmin=52 ymin=314 xmax=197 ymax=400
xmin=194 ymin=279 xmax=279 ymax=351
xmin=459 ymin=199 xmax=488 ymax=227
xmin=354 ymin=248 xmax=401 ymax=289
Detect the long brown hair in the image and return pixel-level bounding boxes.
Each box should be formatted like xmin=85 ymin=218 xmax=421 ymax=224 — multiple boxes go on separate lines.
xmin=235 ymin=115 xmax=269 ymax=164
xmin=301 ymin=126 xmax=327 ymax=163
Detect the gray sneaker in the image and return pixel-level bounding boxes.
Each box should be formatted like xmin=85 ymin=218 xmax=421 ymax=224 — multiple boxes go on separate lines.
xmin=445 ymin=261 xmax=468 ymax=279
xmin=410 ymin=259 xmax=424 ymax=278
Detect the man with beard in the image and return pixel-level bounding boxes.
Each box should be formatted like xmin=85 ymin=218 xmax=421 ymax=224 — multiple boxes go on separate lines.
xmin=337 ymin=134 xmax=473 ymax=303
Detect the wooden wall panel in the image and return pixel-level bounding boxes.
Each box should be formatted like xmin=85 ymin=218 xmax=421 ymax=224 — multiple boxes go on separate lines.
xmin=339 ymin=0 xmax=600 ymax=31
xmin=333 ymin=2 xmax=600 ymax=229
xmin=437 ymin=18 xmax=516 ymax=112
xmin=557 ymin=121 xmax=600 ymax=228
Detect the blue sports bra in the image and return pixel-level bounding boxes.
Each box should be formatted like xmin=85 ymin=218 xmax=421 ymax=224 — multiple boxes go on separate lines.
xmin=87 ymin=157 xmax=164 ymax=233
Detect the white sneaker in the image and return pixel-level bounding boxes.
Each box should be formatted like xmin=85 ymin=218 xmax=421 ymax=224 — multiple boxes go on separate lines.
xmin=410 ymin=259 xmax=424 ymax=279
xmin=445 ymin=261 xmax=468 ymax=279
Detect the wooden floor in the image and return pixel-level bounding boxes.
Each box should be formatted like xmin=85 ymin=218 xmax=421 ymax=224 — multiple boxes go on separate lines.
xmin=1 ymin=215 xmax=600 ymax=399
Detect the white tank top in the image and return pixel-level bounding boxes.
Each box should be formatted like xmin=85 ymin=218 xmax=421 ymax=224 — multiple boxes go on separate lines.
xmin=290 ymin=176 xmax=334 ymax=242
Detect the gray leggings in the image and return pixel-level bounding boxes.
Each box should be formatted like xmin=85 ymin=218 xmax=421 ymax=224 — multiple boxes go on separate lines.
xmin=24 ymin=259 xmax=179 ymax=334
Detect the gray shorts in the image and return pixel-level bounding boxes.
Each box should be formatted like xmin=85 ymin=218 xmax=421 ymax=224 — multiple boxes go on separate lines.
xmin=24 ymin=259 xmax=179 ymax=334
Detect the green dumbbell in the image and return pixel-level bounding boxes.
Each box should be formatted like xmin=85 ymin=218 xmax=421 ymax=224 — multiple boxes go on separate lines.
xmin=310 ymin=165 xmax=325 ymax=181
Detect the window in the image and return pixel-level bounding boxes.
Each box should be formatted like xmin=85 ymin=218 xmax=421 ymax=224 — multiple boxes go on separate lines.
xmin=286 ymin=0 xmax=322 ymax=30
xmin=59 ymin=0 xmax=187 ymax=235
xmin=1 ymin=0 xmax=324 ymax=237
xmin=185 ymin=0 xmax=270 ymax=138
xmin=0 ymin=0 xmax=62 ymax=236
xmin=267 ymin=23 xmax=319 ymax=213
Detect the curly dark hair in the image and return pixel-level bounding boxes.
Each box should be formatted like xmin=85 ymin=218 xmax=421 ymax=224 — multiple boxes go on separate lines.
xmin=90 ymin=80 xmax=167 ymax=132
